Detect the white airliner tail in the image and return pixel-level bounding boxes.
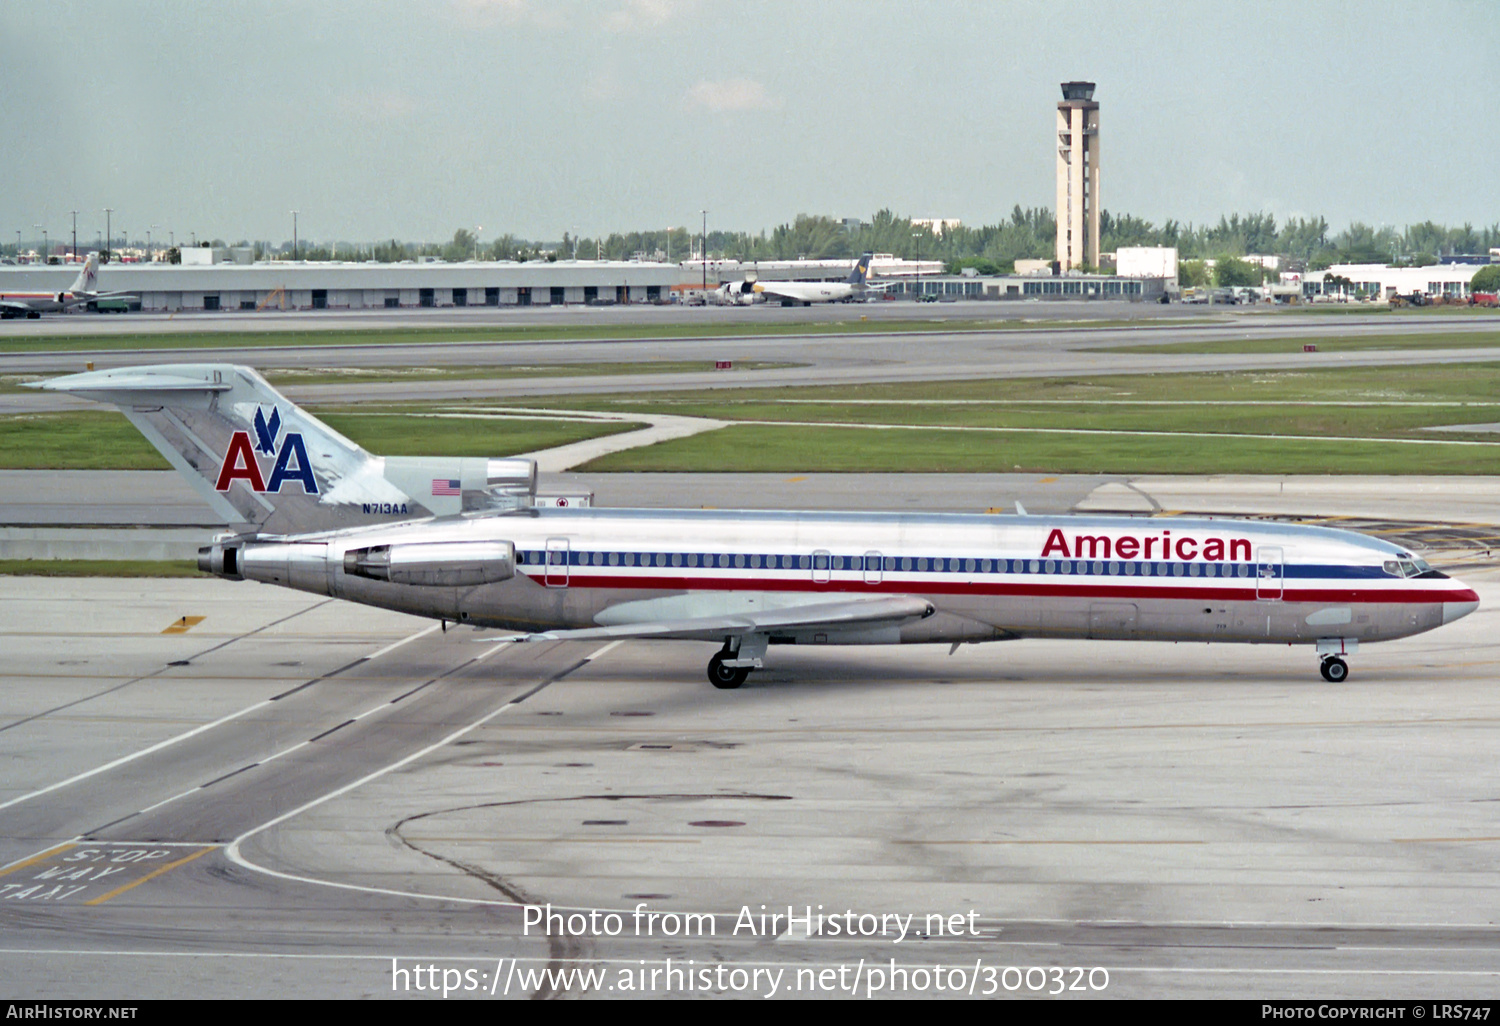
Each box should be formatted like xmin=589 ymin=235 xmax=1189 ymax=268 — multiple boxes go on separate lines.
xmin=69 ymin=252 xmax=100 ymax=295
xmin=30 ymin=364 xmax=536 ymax=535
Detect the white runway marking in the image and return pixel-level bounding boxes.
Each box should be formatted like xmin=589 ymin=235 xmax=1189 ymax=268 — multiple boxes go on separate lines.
xmin=0 ymin=620 xmax=440 ymax=814
xmin=222 ymin=639 xmax=620 ymax=902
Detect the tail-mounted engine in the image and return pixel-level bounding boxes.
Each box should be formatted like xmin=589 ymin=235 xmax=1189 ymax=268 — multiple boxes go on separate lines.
xmin=342 ymin=540 xmax=516 ymax=587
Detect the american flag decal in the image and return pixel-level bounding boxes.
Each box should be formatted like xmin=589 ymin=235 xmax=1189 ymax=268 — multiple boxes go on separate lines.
xmin=431 ymin=479 xmax=461 ymax=496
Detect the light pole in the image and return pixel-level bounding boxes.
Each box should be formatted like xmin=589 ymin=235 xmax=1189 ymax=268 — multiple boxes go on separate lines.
xmin=70 ymin=211 xmax=77 ymax=261
xmin=147 ymin=224 xmax=159 ymax=262
xmin=701 ymin=209 xmax=707 ymax=292
xmin=291 ymin=210 xmax=298 ymax=261
xmin=14 ymin=230 xmax=20 ymax=259
xmin=34 ymin=226 xmax=46 ymax=263
xmin=912 ymin=231 xmax=921 ymax=300
xmin=474 ymin=225 xmax=482 ymax=261
xmin=104 ymin=208 xmax=113 ymax=261
xmin=666 ymin=227 xmax=673 ymax=264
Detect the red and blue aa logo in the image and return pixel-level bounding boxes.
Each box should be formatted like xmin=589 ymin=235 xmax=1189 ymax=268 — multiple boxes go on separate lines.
xmin=214 ymin=405 xmax=318 ymax=494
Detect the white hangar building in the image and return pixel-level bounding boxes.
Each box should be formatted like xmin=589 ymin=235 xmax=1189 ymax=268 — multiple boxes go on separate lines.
xmin=0 ymin=258 xmax=684 ymax=312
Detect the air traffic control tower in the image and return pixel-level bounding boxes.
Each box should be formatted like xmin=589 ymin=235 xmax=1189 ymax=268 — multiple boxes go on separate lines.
xmin=1055 ymin=81 xmax=1100 ymax=272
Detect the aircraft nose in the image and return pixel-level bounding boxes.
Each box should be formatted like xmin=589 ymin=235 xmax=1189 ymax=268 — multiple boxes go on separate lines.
xmin=1443 ymin=587 xmax=1480 ymax=624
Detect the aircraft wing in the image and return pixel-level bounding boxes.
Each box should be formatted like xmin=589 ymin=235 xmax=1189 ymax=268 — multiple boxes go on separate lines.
xmin=515 ymin=594 xmax=934 ymax=643
xmin=0 ymin=300 xmax=33 ymax=315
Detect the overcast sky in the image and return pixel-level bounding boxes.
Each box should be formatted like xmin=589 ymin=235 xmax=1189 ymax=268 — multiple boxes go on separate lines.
xmin=4 ymin=0 xmax=1496 ymax=246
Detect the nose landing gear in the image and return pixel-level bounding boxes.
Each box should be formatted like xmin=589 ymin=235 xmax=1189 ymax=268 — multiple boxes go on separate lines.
xmin=1316 ymin=638 xmax=1356 ymax=683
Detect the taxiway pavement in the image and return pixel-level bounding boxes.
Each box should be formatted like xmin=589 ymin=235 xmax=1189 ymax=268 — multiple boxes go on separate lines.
xmin=1 ymin=480 xmax=1498 ymax=999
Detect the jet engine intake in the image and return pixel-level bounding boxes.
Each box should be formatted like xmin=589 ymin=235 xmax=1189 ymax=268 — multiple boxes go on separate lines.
xmin=343 ymin=540 xmax=516 ymax=587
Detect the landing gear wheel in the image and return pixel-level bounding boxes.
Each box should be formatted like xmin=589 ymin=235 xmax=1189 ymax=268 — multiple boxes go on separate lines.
xmin=707 ymin=652 xmax=750 ymax=690
xmin=1320 ymin=657 xmax=1349 ymax=683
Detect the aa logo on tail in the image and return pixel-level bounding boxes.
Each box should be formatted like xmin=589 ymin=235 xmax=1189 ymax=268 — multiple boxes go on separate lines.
xmin=215 ymin=405 xmax=318 ymax=494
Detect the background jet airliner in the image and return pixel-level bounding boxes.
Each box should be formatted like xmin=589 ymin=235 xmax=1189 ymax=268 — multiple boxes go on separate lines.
xmin=717 ymin=252 xmax=889 ymax=306
xmin=0 ymin=253 xmax=135 ymax=318
xmin=32 ymin=364 xmax=1478 ymax=687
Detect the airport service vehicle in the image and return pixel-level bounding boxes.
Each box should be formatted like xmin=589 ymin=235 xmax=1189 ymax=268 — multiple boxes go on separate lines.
xmin=0 ymin=253 xmax=135 ymax=318
xmin=716 ymin=252 xmax=890 ymax=307
xmin=33 ymin=364 xmax=1478 ymax=688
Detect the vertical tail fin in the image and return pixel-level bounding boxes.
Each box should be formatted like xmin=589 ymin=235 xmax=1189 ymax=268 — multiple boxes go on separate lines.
xmin=31 ymin=363 xmax=537 ymax=536
xmin=68 ymin=252 xmax=99 ymax=295
xmin=846 ymin=251 xmax=874 ymax=286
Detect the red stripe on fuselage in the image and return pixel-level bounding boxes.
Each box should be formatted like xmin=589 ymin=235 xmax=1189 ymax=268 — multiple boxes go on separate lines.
xmin=525 ymin=572 xmax=1477 ymax=605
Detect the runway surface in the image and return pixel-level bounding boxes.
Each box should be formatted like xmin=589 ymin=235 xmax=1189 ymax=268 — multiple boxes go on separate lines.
xmin=2 ymin=480 xmax=1499 ymax=999
xmin=4 ymin=308 xmax=1500 ymax=416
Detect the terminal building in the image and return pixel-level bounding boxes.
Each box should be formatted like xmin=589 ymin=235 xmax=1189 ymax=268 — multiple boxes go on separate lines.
xmin=0 ymin=259 xmax=684 ymax=312
xmin=0 ymin=250 xmax=1170 ymax=313
xmin=1301 ymin=262 xmax=1493 ymax=301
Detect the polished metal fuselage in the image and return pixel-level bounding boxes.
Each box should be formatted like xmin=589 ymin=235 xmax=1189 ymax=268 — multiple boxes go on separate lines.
xmin=238 ymin=507 xmax=1479 ymax=649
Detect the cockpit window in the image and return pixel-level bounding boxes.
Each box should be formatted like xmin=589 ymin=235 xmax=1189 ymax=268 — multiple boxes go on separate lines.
xmin=1384 ymin=557 xmax=1447 ymax=579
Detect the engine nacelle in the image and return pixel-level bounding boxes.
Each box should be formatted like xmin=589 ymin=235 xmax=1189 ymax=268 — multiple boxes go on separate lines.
xmin=343 ymin=540 xmax=516 ymax=587
xmin=716 ymin=281 xmax=760 ymax=305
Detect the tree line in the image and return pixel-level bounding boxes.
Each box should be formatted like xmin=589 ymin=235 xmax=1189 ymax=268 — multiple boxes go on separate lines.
xmin=35 ymin=210 xmax=1488 ymax=273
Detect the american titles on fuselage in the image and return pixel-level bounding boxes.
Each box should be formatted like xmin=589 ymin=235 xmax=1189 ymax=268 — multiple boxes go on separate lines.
xmin=1041 ymin=528 xmax=1250 ymax=563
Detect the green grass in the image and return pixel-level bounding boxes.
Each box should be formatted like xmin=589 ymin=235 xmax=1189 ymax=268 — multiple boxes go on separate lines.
xmin=0 ymin=317 xmax=1206 ymax=355
xmin=578 ymin=423 xmax=1500 ymax=475
xmin=0 ymin=559 xmax=203 ymax=577
xmin=0 ymin=411 xmax=642 ymax=469
xmin=15 ymin=361 xmax=1500 ymax=475
xmin=516 ymin=360 xmax=1500 ymax=407
xmin=1109 ymin=329 xmax=1500 ymax=355
xmin=260 ymin=361 xmax=795 ymax=388
xmin=317 ymin=413 xmax=642 ymax=457
xmin=517 ymin=362 xmax=1500 ymax=474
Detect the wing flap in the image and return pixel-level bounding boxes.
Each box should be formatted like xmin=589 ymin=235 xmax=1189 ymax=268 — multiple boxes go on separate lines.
xmin=518 ymin=594 xmax=934 ymax=643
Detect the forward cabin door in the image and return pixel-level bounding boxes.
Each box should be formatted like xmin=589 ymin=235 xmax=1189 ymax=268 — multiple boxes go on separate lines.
xmin=1256 ymin=546 xmax=1284 ymax=600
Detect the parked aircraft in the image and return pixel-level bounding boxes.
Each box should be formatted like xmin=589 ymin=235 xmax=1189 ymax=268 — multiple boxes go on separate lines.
xmin=717 ymin=252 xmax=889 ymax=306
xmin=31 ymin=364 xmax=1478 ymax=687
xmin=0 ymin=253 xmax=135 ymax=318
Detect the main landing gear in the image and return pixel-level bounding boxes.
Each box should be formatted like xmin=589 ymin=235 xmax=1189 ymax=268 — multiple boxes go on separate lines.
xmin=1320 ymin=656 xmax=1349 ymax=683
xmin=706 ymin=635 xmax=766 ymax=689
xmin=707 ymin=651 xmax=750 ymax=689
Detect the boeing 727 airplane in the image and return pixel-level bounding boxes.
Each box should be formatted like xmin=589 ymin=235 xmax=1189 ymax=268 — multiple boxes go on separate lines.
xmin=1 ymin=253 xmax=135 ymax=318
xmin=31 ymin=364 xmax=1478 ymax=687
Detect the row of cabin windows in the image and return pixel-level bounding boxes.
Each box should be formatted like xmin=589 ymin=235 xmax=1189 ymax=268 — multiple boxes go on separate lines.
xmin=517 ymin=550 xmax=1265 ymax=578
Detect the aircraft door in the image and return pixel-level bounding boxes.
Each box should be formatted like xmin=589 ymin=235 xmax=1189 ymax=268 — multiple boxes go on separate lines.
xmin=812 ymin=549 xmax=832 ymax=584
xmin=864 ymin=550 xmax=883 ymax=585
xmin=545 ymin=537 xmax=570 ymax=588
xmin=1256 ymin=546 xmax=1284 ymax=600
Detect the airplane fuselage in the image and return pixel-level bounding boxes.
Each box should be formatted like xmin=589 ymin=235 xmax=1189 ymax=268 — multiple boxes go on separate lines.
xmin=219 ymin=507 xmax=1478 ymax=650
xmin=0 ymin=291 xmax=84 ymax=316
